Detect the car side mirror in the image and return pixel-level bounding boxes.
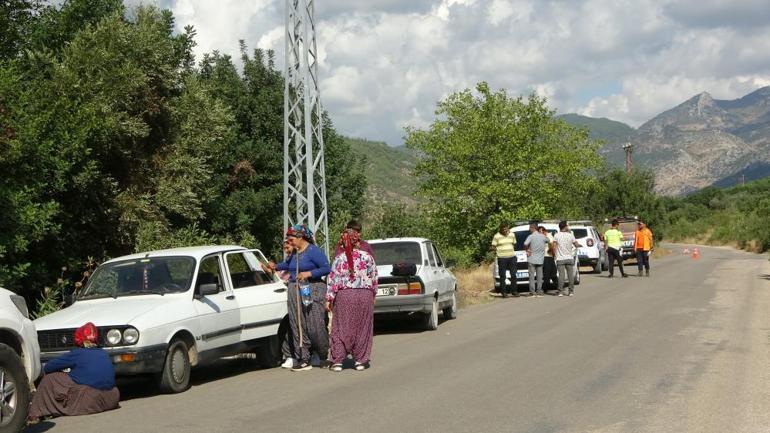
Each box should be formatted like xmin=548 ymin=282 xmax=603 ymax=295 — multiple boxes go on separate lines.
xmin=445 ymin=260 xmax=456 ymax=269
xmin=63 ymin=291 xmax=76 ymax=307
xmin=196 ymin=283 xmax=219 ymax=299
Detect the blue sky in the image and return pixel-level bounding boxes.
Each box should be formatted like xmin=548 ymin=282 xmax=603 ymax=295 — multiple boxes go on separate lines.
xmin=130 ymin=0 xmax=770 ymax=145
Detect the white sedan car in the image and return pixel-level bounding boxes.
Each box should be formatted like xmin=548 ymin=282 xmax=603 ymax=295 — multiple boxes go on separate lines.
xmin=368 ymin=238 xmax=458 ymax=330
xmin=35 ymin=246 xmax=288 ymax=394
xmin=0 ymin=287 xmax=41 ymax=433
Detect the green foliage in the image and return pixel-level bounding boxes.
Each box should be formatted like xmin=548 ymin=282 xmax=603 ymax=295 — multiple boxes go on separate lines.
xmin=405 ymin=82 xmax=602 ymax=262
xmin=346 ymin=137 xmax=419 ymax=204
xmin=0 ymin=2 xmax=365 ymax=298
xmin=584 ymin=167 xmax=666 ymax=233
xmin=660 ymin=177 xmax=770 ymax=252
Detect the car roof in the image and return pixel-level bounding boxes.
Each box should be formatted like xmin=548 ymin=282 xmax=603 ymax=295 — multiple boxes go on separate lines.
xmin=367 ymin=237 xmax=429 ymax=244
xmin=103 ymin=245 xmax=246 ymax=264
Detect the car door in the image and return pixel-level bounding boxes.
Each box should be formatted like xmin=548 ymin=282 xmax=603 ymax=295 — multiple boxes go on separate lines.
xmin=421 ymin=241 xmax=441 ymax=296
xmin=223 ymin=250 xmax=287 ymax=342
xmin=192 ymin=254 xmax=242 ymax=352
xmin=429 ymin=242 xmax=453 ymax=298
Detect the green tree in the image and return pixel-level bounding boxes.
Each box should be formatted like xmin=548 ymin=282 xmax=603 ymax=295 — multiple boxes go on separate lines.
xmin=405 ymin=82 xmax=601 ymax=261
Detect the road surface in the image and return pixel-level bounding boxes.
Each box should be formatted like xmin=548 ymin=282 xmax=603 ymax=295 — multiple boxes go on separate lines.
xmin=25 ymin=245 xmax=770 ymax=433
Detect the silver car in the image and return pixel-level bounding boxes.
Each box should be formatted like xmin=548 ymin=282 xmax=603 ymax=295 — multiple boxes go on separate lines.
xmin=368 ymin=238 xmax=458 ymax=330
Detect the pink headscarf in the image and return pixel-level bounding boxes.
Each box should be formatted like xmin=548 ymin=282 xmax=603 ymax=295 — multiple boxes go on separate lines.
xmin=337 ymin=229 xmax=361 ymax=279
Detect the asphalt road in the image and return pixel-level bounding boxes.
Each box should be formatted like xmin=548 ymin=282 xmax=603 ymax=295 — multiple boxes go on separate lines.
xmin=25 ymin=245 xmax=770 ymax=433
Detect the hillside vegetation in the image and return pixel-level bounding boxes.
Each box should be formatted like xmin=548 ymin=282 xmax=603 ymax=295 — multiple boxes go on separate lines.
xmin=661 ymin=178 xmax=770 ymax=252
xmin=345 ymin=137 xmax=418 ymax=205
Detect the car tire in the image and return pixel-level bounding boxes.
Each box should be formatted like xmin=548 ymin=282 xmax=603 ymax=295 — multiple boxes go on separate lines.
xmin=158 ymin=339 xmax=191 ymax=394
xmin=256 ymin=334 xmax=282 ymax=368
xmin=0 ymin=343 xmax=29 ymax=433
xmin=423 ymin=298 xmax=439 ymax=330
xmin=442 ymin=291 xmax=458 ymax=320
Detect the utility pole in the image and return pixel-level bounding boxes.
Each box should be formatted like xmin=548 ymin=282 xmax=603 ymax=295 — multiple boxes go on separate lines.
xmin=622 ymin=142 xmax=634 ymax=174
xmin=283 ymin=0 xmax=329 ymax=255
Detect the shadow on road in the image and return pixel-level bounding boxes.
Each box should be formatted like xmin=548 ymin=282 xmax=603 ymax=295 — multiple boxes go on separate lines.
xmin=373 ymin=315 xmax=444 ymax=335
xmin=116 ymin=356 xmax=269 ymax=401
xmin=759 ymin=274 xmax=770 ymax=281
xmin=23 ymin=420 xmax=56 ymax=433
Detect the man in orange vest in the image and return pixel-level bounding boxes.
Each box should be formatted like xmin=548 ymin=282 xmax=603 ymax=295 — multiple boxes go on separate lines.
xmin=634 ymin=220 xmax=654 ymax=277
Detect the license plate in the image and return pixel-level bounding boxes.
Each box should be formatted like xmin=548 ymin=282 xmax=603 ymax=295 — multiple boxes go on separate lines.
xmin=377 ymin=285 xmax=397 ymax=296
xmin=516 ymin=271 xmax=528 ymax=279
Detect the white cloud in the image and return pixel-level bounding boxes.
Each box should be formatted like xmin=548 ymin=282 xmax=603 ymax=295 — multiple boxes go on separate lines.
xmin=130 ymin=0 xmax=770 ymax=141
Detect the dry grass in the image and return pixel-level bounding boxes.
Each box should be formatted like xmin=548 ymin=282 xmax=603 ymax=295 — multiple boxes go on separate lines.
xmin=454 ymin=264 xmax=495 ymax=308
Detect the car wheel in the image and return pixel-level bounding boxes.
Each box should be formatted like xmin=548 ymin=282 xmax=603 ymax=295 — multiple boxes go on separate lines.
xmin=0 ymin=343 xmax=29 ymax=433
xmin=256 ymin=334 xmax=282 ymax=368
xmin=442 ymin=291 xmax=458 ymax=320
xmin=423 ymin=297 xmax=439 ymax=330
xmin=159 ymin=339 xmax=191 ymax=394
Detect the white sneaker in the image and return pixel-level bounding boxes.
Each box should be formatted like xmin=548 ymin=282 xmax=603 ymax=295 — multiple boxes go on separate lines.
xmin=281 ymin=358 xmax=294 ymax=369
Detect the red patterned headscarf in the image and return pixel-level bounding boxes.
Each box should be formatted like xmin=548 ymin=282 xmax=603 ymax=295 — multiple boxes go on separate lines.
xmin=337 ymin=229 xmax=361 ymax=279
xmin=74 ymin=322 xmax=98 ymax=347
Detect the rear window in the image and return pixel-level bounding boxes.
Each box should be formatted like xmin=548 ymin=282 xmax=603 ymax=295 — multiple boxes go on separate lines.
xmin=370 ymin=242 xmax=423 ymax=266
xmin=572 ymin=228 xmax=588 ymax=239
xmin=618 ymin=222 xmax=638 ymax=233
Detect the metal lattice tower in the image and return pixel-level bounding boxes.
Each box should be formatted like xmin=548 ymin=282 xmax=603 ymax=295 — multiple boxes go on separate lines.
xmin=283 ymin=0 xmax=329 ymax=254
xmin=622 ymin=142 xmax=634 ymax=174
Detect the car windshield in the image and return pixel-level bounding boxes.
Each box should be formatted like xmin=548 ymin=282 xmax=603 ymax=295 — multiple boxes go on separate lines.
xmin=78 ymin=256 xmax=196 ymax=299
xmin=618 ymin=222 xmax=638 ymax=234
xmin=370 ymin=242 xmax=422 ymax=266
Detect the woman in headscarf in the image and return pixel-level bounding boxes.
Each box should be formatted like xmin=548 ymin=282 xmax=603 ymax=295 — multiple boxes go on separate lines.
xmin=267 ymin=224 xmax=331 ymax=371
xmin=327 ymin=228 xmax=378 ymax=371
xmin=28 ymin=322 xmax=120 ymax=422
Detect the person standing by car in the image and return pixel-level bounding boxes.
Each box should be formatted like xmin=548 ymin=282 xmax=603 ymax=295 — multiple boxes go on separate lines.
xmin=326 ymin=229 xmax=378 ymax=371
xmin=604 ymin=220 xmax=629 ymax=278
xmin=491 ymin=223 xmax=518 ymax=298
xmin=334 ymin=219 xmax=375 ymax=258
xmin=263 ymin=239 xmax=297 ymax=369
xmin=268 ymin=224 xmax=331 ymax=371
xmin=27 ymin=322 xmax=120 ymax=423
xmin=524 ymin=224 xmax=548 ymax=297
xmin=634 ymin=220 xmax=654 ymax=277
xmin=553 ymin=221 xmax=580 ymax=296
xmin=539 ymin=226 xmax=557 ymax=290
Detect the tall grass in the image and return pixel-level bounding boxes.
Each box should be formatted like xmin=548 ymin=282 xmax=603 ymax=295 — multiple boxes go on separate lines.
xmin=453 ymin=264 xmax=495 ymax=308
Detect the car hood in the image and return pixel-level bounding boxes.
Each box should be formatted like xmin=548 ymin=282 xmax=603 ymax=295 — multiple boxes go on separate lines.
xmin=34 ymin=296 xmax=184 ymax=330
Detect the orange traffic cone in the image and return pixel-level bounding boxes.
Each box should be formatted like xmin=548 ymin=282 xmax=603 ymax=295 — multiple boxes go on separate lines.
xmin=691 ymin=248 xmax=700 ymax=260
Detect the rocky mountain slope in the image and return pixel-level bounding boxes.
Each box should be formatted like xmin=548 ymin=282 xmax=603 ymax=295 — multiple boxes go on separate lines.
xmin=562 ymin=86 xmax=770 ymax=195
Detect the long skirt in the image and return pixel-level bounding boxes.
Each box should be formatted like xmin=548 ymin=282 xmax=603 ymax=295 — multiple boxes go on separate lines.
xmin=287 ymin=281 xmax=329 ymax=363
xmin=29 ymin=372 xmax=120 ymax=419
xmin=330 ymin=289 xmax=374 ymax=364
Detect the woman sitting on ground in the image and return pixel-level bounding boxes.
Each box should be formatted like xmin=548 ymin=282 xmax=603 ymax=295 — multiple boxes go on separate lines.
xmin=327 ymin=228 xmax=378 ymax=371
xmin=28 ymin=322 xmax=120 ymax=422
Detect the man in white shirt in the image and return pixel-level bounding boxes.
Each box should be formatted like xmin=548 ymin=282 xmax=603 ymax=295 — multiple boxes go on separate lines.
xmin=552 ymin=221 xmax=580 ymax=296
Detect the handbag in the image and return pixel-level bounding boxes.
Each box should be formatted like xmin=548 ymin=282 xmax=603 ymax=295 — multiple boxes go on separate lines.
xmin=391 ymin=262 xmax=417 ymax=277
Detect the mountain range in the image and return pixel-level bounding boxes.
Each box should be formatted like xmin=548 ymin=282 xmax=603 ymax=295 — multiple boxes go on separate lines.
xmin=348 ymin=86 xmax=770 ymax=201
xmin=560 ymin=86 xmax=770 ymax=195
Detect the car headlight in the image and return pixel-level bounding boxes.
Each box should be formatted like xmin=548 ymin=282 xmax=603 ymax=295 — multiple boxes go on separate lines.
xmin=106 ymin=329 xmax=122 ymax=346
xmin=122 ymin=327 xmax=139 ymax=345
xmin=10 ymin=295 xmax=29 ymax=319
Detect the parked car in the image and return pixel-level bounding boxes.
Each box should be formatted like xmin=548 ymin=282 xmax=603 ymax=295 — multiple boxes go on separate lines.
xmin=368 ymin=238 xmax=457 ymax=330
xmin=0 ymin=287 xmax=41 ymax=433
xmin=601 ymin=217 xmax=639 ymax=261
xmin=34 ymin=246 xmax=288 ymax=394
xmin=492 ymin=223 xmax=580 ymax=292
xmin=570 ymin=223 xmax=608 ymax=274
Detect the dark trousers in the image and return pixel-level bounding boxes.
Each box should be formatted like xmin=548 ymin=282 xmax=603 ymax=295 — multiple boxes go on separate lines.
xmin=607 ymin=247 xmax=625 ymax=276
xmin=636 ymin=250 xmax=650 ymax=272
xmin=543 ymin=256 xmax=557 ymax=289
xmin=497 ymin=256 xmax=518 ymax=295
